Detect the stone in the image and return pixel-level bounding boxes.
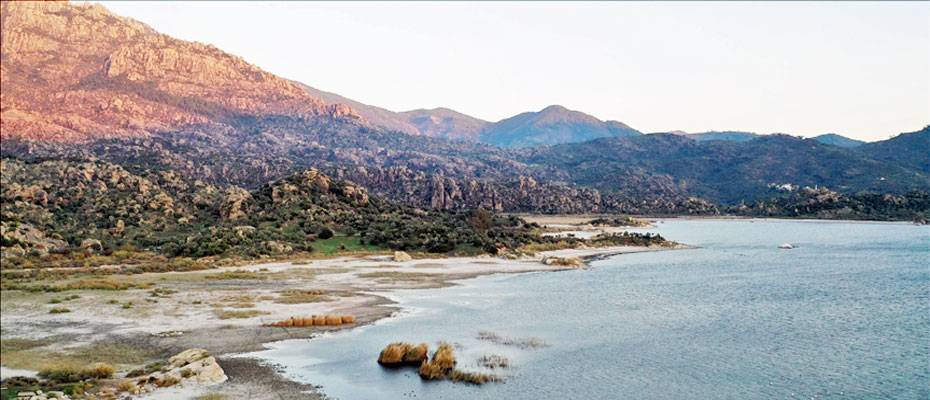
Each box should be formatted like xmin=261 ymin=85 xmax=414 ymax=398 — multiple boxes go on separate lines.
xmin=393 ymin=251 xmax=412 ymax=262
xmin=80 ymin=238 xmax=104 ymax=253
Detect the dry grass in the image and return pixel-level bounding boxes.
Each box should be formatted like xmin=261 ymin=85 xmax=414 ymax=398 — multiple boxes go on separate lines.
xmin=205 ymin=270 xmax=266 ymax=280
xmin=38 ymin=362 xmax=114 ymax=382
xmin=450 ymin=369 xmax=502 ymax=385
xmin=418 ymin=342 xmax=456 ymax=380
xmin=478 ymin=354 xmax=510 ymax=369
xmin=61 ymin=278 xmax=146 ymax=291
xmin=518 ymin=241 xmax=576 ymax=254
xmin=118 ymin=379 xmax=139 ymax=393
xmin=156 ymin=375 xmax=180 ymax=387
xmin=194 ymin=394 xmax=228 ymax=400
xmin=377 ymin=342 xmax=428 ymax=366
xmin=477 ymin=331 xmax=549 ymax=349
xmin=273 ymin=289 xmax=330 ymax=304
xmin=214 ymin=309 xmax=269 ymax=319
xmin=264 ymin=314 xmax=355 ymax=328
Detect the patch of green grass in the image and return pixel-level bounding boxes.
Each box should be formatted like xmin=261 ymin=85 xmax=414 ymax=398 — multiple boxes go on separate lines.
xmin=311 ymin=236 xmax=382 ymax=256
xmin=1 ymin=341 xmax=160 ymax=371
xmin=205 ymin=270 xmax=266 ymax=280
xmin=273 ymin=289 xmax=330 ymax=304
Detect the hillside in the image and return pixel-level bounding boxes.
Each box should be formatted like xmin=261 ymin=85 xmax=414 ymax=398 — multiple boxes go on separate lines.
xmin=400 ymin=108 xmax=489 ymax=141
xmin=0 ymin=158 xmax=539 ymax=259
xmin=521 ymin=133 xmax=930 ymax=203
xmin=0 ymin=1 xmax=358 ymax=142
xmin=479 ymin=105 xmax=640 ymax=148
xmin=677 ymin=131 xmax=759 ymax=142
xmin=812 ymin=133 xmax=865 ymax=148
xmin=298 ymin=83 xmax=422 ymax=136
xmin=858 ymin=127 xmax=930 ymax=173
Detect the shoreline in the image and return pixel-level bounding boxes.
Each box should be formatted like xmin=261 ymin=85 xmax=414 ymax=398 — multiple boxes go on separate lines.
xmin=0 ymin=242 xmax=681 ymax=399
xmin=228 ymin=243 xmax=688 ymax=399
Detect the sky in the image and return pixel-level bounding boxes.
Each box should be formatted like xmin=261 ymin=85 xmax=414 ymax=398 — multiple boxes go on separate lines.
xmin=100 ymin=1 xmax=929 ymax=141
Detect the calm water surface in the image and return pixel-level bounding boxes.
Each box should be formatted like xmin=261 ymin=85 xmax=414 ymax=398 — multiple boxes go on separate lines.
xmin=254 ymin=220 xmax=929 ymax=399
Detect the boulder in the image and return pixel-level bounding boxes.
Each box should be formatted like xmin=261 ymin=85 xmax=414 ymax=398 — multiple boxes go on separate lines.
xmin=80 ymin=238 xmax=103 ymax=253
xmin=393 ymin=251 xmax=412 ymax=262
xmin=541 ymin=256 xmax=584 ymax=267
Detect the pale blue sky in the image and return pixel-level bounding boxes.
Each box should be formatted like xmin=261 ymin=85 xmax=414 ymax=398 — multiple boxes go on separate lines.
xmin=100 ymin=1 xmax=928 ymax=141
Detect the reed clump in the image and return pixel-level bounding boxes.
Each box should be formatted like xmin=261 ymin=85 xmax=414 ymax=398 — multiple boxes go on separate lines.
xmin=450 ymin=369 xmax=502 ymax=385
xmin=264 ymin=314 xmax=356 ymax=327
xmin=377 ymin=341 xmax=503 ymax=385
xmin=377 ymin=342 xmax=428 ymax=366
xmin=418 ymin=343 xmax=456 ymax=380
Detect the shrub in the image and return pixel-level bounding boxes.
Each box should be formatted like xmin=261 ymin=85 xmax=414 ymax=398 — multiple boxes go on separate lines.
xmin=377 ymin=342 xmax=429 ymax=367
xmin=403 ymin=343 xmax=428 ymax=365
xmin=418 ymin=343 xmax=455 ymax=380
xmin=378 ymin=343 xmax=408 ymax=365
xmin=38 ymin=365 xmax=82 ymax=382
xmin=180 ymin=368 xmax=193 ymax=378
xmin=37 ymin=362 xmax=114 ymax=382
xmin=117 ymin=379 xmax=139 ymax=393
xmin=49 ymin=307 xmax=71 ymax=314
xmin=82 ymin=362 xmax=115 ymax=379
xmin=274 ymin=289 xmax=329 ymax=304
xmin=318 ymin=227 xmax=334 ymax=240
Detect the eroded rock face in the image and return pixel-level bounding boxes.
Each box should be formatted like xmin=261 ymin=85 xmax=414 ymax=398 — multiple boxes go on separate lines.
xmin=0 ymin=1 xmax=358 ymax=142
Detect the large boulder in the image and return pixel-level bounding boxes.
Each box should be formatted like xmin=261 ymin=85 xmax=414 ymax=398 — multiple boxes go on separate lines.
xmin=393 ymin=251 xmax=412 ymax=262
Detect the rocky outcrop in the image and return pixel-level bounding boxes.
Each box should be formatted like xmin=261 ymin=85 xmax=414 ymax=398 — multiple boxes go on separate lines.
xmin=0 ymin=222 xmax=67 ymax=257
xmin=129 ymin=348 xmax=226 ymax=395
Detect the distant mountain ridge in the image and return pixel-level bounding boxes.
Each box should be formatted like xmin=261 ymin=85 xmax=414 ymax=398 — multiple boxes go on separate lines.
xmin=400 ymin=108 xmax=489 ymax=141
xmin=812 ymin=133 xmax=865 ymax=148
xmin=479 ymin=105 xmax=641 ymax=148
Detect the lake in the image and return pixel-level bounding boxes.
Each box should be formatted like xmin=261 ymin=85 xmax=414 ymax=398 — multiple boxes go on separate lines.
xmin=253 ymin=219 xmax=929 ymax=399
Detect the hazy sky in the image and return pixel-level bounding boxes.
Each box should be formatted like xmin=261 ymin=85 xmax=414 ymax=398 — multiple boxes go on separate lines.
xmin=100 ymin=1 xmax=929 ymax=141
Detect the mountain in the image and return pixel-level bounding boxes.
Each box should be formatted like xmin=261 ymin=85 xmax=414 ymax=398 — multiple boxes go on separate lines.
xmin=811 ymin=133 xmax=865 ymax=148
xmin=0 ymin=1 xmax=358 ymax=142
xmin=479 ymin=105 xmax=641 ymax=148
xmin=522 ymin=133 xmax=929 ymax=203
xmin=400 ymin=108 xmax=489 ymax=141
xmin=675 ymin=131 xmax=759 ymax=142
xmin=300 ymin=83 xmax=488 ymax=141
xmin=858 ymin=126 xmax=930 ymax=173
xmin=1 ymin=2 xmax=926 ymax=219
xmin=298 ymin=83 xmax=422 ymax=136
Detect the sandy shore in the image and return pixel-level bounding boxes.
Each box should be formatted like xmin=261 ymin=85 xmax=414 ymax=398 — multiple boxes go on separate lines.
xmin=0 ymin=241 xmax=681 ymax=399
